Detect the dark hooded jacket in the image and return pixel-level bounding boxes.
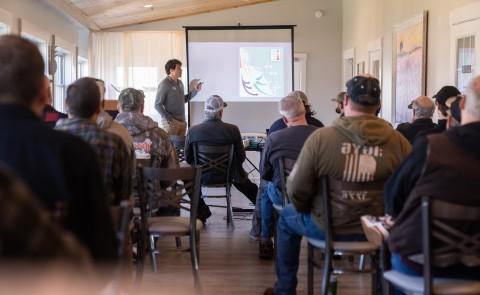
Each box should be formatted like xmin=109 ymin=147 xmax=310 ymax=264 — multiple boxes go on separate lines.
xmin=387 ymin=122 xmax=480 ymax=277
xmin=288 ymin=115 xmax=411 ymax=234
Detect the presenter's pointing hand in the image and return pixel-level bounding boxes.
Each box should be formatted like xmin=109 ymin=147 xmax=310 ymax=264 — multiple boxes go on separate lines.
xmin=189 ymin=79 xmax=202 ymax=92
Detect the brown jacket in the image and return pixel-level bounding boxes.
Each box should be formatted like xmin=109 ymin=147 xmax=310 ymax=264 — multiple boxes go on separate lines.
xmin=287 ymin=115 xmax=411 ymax=235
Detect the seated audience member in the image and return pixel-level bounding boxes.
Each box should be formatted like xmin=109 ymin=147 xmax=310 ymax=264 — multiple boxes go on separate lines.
xmin=42 ymin=76 xmax=67 ymax=128
xmin=94 ymin=78 xmax=134 ymax=153
xmin=417 ymin=86 xmax=461 ymax=139
xmin=116 ymin=88 xmax=177 ymax=168
xmin=268 ymin=90 xmax=324 ymax=134
xmin=396 ymin=96 xmax=436 ymax=143
xmin=331 ymin=91 xmax=345 ymax=117
xmin=264 ymin=76 xmax=411 ymax=295
xmin=258 ymin=95 xmax=318 ymax=259
xmin=386 ymin=76 xmax=480 ymax=281
xmin=56 ymin=77 xmax=132 ymax=205
xmin=251 ymin=90 xmax=325 ymax=239
xmin=0 ymin=35 xmax=116 ymax=263
xmin=385 ymin=96 xmax=464 ymax=218
xmin=185 ymin=95 xmax=258 ymax=223
xmin=0 ymin=164 xmax=89 ymax=265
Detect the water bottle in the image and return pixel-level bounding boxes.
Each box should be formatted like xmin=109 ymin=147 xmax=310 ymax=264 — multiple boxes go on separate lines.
xmin=328 ymin=275 xmax=338 ymax=295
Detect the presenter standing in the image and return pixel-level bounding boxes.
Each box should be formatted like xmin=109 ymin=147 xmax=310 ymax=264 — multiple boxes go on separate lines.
xmin=155 ymin=58 xmax=202 ymax=135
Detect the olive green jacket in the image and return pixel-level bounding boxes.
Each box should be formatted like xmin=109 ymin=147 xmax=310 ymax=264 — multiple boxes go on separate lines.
xmin=287 ymin=115 xmax=411 ymax=234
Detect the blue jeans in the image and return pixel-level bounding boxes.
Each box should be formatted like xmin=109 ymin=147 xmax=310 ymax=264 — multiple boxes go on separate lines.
xmin=391 ymin=253 xmax=421 ymax=295
xmin=260 ymin=182 xmax=283 ymax=239
xmin=273 ymin=205 xmax=365 ymax=295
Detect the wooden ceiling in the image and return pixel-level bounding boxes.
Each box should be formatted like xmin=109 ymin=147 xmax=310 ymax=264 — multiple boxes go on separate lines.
xmin=47 ymin=0 xmax=274 ymax=30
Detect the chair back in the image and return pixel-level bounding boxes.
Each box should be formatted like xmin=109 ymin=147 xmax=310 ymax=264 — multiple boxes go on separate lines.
xmin=110 ymin=200 xmax=132 ymax=258
xmin=422 ymin=196 xmax=480 ymax=294
xmin=278 ymin=157 xmax=296 ymax=207
xmin=192 ymin=143 xmax=234 ymax=186
xmin=169 ymin=135 xmax=186 ymax=162
xmin=320 ymin=177 xmax=334 ymax=253
xmin=138 ymin=166 xmax=202 ymax=233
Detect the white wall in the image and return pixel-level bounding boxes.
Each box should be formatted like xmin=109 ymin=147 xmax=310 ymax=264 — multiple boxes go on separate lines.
xmin=343 ymin=0 xmax=480 ymax=123
xmin=109 ymin=0 xmax=343 ymax=132
xmin=0 ymin=0 xmax=89 ymax=52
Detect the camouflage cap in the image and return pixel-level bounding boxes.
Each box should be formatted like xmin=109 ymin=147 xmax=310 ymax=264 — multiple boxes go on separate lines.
xmin=118 ymin=88 xmax=145 ymax=112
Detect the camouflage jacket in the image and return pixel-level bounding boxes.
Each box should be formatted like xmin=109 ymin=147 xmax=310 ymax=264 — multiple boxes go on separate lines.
xmin=115 ymin=112 xmax=177 ymax=169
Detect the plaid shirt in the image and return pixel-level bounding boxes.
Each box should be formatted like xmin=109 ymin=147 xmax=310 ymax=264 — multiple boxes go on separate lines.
xmin=0 ymin=165 xmax=89 ymax=263
xmin=56 ymin=118 xmax=132 ymax=205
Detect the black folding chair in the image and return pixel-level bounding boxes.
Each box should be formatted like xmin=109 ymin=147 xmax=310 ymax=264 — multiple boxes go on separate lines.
xmin=307 ymin=177 xmax=380 ymax=295
xmin=277 ymin=157 xmax=296 ymax=210
xmin=169 ymin=135 xmax=186 ymax=163
xmin=384 ymin=196 xmax=480 ymax=295
xmin=137 ymin=166 xmax=202 ymax=277
xmin=193 ymin=144 xmax=234 ymax=227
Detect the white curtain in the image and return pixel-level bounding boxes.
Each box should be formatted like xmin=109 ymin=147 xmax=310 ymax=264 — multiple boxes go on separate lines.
xmin=90 ymin=31 xmax=186 ymax=122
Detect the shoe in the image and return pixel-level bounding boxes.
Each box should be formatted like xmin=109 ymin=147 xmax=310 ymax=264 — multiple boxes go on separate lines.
xmin=249 ymin=233 xmax=260 ymax=241
xmin=197 ymin=210 xmax=212 ymax=225
xmin=259 ymin=240 xmax=274 ymax=260
xmin=263 ymin=287 xmax=275 ymax=295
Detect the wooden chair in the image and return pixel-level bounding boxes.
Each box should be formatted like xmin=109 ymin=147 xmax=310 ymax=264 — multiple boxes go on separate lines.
xmin=137 ymin=166 xmax=202 ymax=274
xmin=383 ymin=196 xmax=480 ymax=295
xmin=193 ymin=144 xmax=234 ymax=227
xmin=169 ymin=135 xmax=187 ymax=163
xmin=307 ymin=177 xmax=380 ymax=295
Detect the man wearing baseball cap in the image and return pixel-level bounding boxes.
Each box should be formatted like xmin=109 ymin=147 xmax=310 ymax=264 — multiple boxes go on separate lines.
xmin=396 ymin=96 xmax=436 ymax=143
xmin=331 ymin=91 xmax=346 ymax=116
xmin=265 ymin=76 xmax=411 ymax=295
xmin=116 ymin=87 xmax=177 ymax=168
xmin=184 ymin=95 xmax=258 ymax=223
xmin=385 ymin=76 xmax=480 ymax=284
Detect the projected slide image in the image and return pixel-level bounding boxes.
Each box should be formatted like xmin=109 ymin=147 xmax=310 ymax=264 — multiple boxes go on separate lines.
xmin=240 ymin=47 xmax=284 ymax=97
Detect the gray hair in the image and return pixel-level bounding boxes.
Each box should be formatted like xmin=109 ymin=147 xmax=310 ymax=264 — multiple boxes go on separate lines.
xmin=205 ymin=110 xmax=222 ymax=120
xmin=278 ymin=95 xmax=305 ymax=119
xmin=465 ymin=76 xmax=480 ymax=118
xmin=413 ymin=96 xmax=435 ymax=119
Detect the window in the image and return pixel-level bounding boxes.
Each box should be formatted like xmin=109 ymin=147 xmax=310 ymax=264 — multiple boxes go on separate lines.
xmin=21 ymin=33 xmax=48 ymax=75
xmin=54 ymin=50 xmax=66 ymax=111
xmin=78 ymin=57 xmax=88 ymax=78
xmin=0 ymin=22 xmax=8 ymax=35
xmin=344 ymin=58 xmax=354 ymax=84
xmin=456 ymin=35 xmax=475 ymax=92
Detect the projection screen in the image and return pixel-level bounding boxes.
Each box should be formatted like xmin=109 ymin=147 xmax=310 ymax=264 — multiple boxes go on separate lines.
xmin=185 ymin=26 xmax=294 ymax=102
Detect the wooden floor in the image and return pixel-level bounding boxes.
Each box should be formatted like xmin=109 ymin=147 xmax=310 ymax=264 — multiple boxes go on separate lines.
xmin=136 ymin=189 xmax=372 ymax=295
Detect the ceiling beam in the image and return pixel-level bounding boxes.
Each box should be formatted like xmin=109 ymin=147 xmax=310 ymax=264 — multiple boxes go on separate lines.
xmin=43 ymin=0 xmax=100 ymax=30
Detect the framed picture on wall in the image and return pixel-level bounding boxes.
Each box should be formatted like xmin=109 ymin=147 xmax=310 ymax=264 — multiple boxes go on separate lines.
xmin=392 ymin=11 xmax=428 ymax=124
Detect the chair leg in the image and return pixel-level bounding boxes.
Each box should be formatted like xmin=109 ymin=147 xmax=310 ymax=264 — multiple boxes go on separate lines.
xmin=175 ymin=237 xmax=182 ymax=249
xmin=370 ymin=253 xmax=378 ymax=295
xmin=196 ymin=232 xmax=201 ymax=264
xmin=226 ymin=185 xmax=234 ymax=228
xmin=149 ymin=234 xmax=157 ymax=272
xmin=190 ymin=232 xmax=199 ymax=272
xmin=307 ymin=243 xmax=314 ymax=295
xmin=359 ymin=254 xmax=366 ymax=272
xmin=321 ymin=248 xmax=332 ymax=295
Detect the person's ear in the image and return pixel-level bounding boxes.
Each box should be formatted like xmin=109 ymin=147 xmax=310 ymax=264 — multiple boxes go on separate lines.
xmin=459 ymin=95 xmax=466 ymax=110
xmin=343 ymin=95 xmax=350 ymax=107
xmin=141 ymin=103 xmax=144 ymax=114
